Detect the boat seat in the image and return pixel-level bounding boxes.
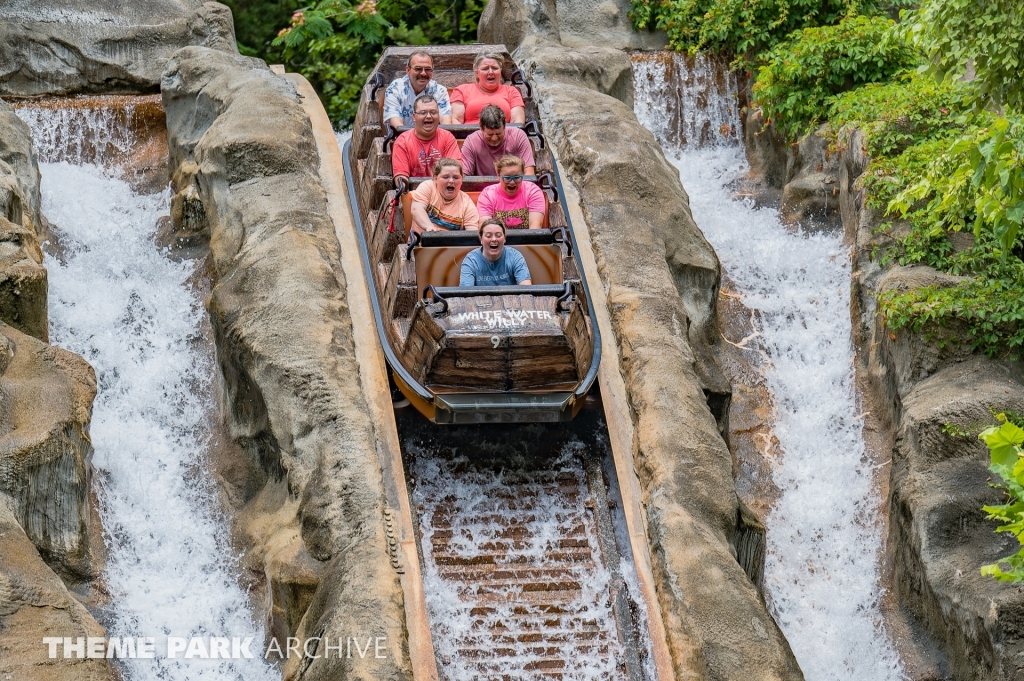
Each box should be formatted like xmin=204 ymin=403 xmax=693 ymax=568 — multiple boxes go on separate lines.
xmin=409 ymin=175 xmax=540 ymax=191
xmin=402 ymin=182 xmax=550 ymax=231
xmin=414 ymin=237 xmax=563 ymax=292
xmin=388 ymin=122 xmax=525 ymax=138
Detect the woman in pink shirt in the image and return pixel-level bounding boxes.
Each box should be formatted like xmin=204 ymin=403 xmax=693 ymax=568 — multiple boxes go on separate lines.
xmin=476 ymin=155 xmax=546 ymax=230
xmin=450 ymin=52 xmax=526 ymax=125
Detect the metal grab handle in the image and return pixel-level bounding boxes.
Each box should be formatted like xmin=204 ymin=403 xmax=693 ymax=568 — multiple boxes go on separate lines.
xmin=369 ymin=71 xmax=387 ymax=101
xmin=422 ymin=284 xmax=449 ymax=314
xmin=556 ymin=281 xmax=575 ymax=312
xmin=537 ymin=172 xmax=559 ymax=202
xmin=551 ymin=226 xmax=573 ymax=257
xmin=382 ymin=120 xmax=400 ymax=154
xmin=405 ymin=229 xmax=422 ymax=259
xmin=523 ymin=120 xmax=546 ymax=149
xmin=510 ymin=68 xmax=533 ymax=100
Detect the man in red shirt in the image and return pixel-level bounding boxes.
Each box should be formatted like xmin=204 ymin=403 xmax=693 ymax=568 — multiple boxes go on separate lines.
xmin=391 ymin=95 xmax=461 ymax=186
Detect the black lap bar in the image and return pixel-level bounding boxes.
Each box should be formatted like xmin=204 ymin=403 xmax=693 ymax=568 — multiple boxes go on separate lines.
xmin=419 ymin=229 xmax=558 ymax=248
xmin=423 ymin=282 xmax=574 ymax=314
xmin=432 ymin=284 xmax=567 ymax=297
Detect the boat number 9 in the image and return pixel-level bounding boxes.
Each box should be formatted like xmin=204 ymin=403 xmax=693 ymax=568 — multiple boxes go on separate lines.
xmin=491 ymin=335 xmax=501 ymax=348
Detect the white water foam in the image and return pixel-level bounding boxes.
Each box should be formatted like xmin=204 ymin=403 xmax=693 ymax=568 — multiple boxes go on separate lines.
xmin=632 ymin=56 xmax=905 ymax=680
xmin=22 ymin=105 xmax=277 ymax=681
xmin=410 ymin=446 xmax=627 ymax=680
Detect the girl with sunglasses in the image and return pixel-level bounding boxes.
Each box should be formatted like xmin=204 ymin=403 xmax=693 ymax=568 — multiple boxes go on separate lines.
xmin=476 ymin=155 xmax=546 ymax=230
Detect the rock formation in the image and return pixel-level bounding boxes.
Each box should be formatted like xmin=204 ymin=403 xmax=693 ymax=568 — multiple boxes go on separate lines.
xmin=833 ymin=130 xmax=1024 ymax=680
xmin=0 ymin=99 xmax=46 ymax=341
xmin=0 ymin=322 xmax=97 ymax=579
xmin=0 ymin=321 xmax=110 ymax=680
xmin=744 ymin=111 xmax=843 ymax=229
xmin=0 ymin=89 xmax=109 ymax=679
xmin=0 ymin=491 xmax=110 ymax=681
xmin=161 ymin=47 xmax=410 ymax=681
xmin=482 ymin=4 xmax=804 ymax=679
xmin=0 ymin=1 xmax=237 ymax=97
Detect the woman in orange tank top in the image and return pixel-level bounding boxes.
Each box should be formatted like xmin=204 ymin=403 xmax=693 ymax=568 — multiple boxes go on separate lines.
xmin=450 ymin=52 xmax=526 ymax=125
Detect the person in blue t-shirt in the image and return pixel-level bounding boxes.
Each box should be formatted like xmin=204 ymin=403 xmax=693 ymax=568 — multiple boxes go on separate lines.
xmin=459 ymin=218 xmax=533 ymax=286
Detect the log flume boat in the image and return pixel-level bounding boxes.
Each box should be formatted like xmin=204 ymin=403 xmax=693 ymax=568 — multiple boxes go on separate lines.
xmin=343 ymin=46 xmax=601 ymax=424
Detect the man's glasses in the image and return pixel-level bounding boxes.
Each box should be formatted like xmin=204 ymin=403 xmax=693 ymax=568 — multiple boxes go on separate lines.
xmin=500 ymin=174 xmax=524 ymax=182
xmin=410 ymin=67 xmax=434 ymax=74
xmin=414 ymin=110 xmax=437 ymax=117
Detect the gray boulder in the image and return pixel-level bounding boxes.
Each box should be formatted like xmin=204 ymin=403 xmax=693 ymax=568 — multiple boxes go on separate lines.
xmin=0 ymin=1 xmax=236 ymax=97
xmin=0 ymin=100 xmax=46 ymax=341
xmin=480 ymin=0 xmax=667 ymax=51
xmin=891 ymin=358 xmax=1024 ymax=680
xmin=0 ymin=322 xmax=98 ymax=580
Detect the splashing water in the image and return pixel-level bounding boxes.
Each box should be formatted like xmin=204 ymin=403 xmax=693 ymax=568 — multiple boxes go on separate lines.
xmin=631 ymin=54 xmax=905 ymax=680
xmin=20 ymin=103 xmax=277 ymax=681
xmin=409 ymin=445 xmax=628 ymax=681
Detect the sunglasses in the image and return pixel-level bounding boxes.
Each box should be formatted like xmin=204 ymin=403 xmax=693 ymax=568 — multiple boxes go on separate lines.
xmin=410 ymin=67 xmax=434 ymax=74
xmin=499 ymin=174 xmax=524 ymax=182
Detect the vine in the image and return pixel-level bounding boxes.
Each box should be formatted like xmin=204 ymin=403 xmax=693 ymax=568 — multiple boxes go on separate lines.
xmin=629 ymin=0 xmax=853 ymax=59
xmin=981 ymin=414 xmax=1024 ymax=582
xmin=752 ymin=15 xmax=918 ymax=140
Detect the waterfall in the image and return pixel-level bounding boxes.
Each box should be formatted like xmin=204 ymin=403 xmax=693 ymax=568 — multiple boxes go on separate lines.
xmin=18 ymin=100 xmax=277 ymax=681
xmin=631 ymin=54 xmax=904 ymax=680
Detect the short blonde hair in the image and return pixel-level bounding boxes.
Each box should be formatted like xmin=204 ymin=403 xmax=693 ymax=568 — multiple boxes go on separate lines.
xmin=473 ymin=52 xmax=504 ymax=71
xmin=494 ymin=154 xmax=524 ymax=174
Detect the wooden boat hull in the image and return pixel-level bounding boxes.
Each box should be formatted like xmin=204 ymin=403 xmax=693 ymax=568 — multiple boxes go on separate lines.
xmin=343 ymin=46 xmax=600 ymax=423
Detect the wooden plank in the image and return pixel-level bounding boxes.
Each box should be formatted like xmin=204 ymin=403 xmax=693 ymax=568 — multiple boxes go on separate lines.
xmin=288 ymin=72 xmax=440 ymax=681
xmin=439 ymin=295 xmax=563 ymax=335
xmin=372 ymin=46 xmax=517 ymax=83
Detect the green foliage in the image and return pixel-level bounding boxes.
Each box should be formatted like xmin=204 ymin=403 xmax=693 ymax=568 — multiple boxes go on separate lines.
xmin=219 ymin=0 xmax=301 ymax=57
xmin=829 ymin=72 xmax=973 ymax=158
xmin=891 ymin=116 xmax=1024 ymax=258
xmin=629 ymin=0 xmax=854 ymax=57
xmin=942 ymin=422 xmax=972 ymax=438
xmin=872 ymin=118 xmax=1024 ymax=356
xmin=259 ymin=0 xmax=482 ymax=127
xmin=877 ymin=247 xmax=1024 ymax=355
xmin=980 ymin=415 xmax=1024 ymax=582
xmin=859 ymin=1 xmax=1024 ymax=356
xmin=903 ymin=0 xmax=1024 ymax=112
xmin=752 ymin=15 xmax=919 ymax=140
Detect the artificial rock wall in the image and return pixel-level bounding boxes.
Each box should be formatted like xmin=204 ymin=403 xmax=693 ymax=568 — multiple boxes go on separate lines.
xmin=0 ymin=0 xmax=237 ymax=97
xmin=161 ymin=47 xmax=412 ymax=681
xmin=836 ymin=131 xmax=1024 ymax=681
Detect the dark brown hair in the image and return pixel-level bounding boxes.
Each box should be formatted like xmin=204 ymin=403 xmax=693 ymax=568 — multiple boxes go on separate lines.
xmin=479 ymin=217 xmax=507 ymax=235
